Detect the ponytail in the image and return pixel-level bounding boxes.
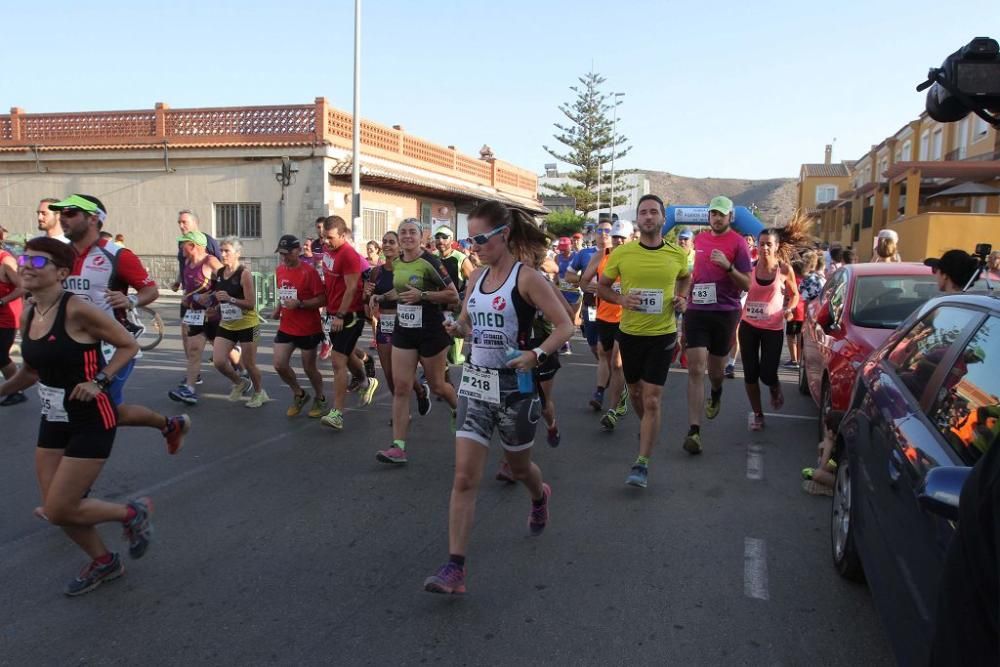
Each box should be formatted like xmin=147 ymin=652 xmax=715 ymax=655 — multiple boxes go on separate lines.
xmin=760 ymin=210 xmax=814 ymax=263
xmin=468 ymin=200 xmax=547 ymax=261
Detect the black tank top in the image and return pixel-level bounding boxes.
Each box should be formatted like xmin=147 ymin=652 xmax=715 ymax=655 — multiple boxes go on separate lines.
xmin=21 ymin=292 xmax=116 ymax=427
xmin=371 ymin=264 xmax=397 ymax=311
xmin=215 ymin=265 xmax=246 ymax=300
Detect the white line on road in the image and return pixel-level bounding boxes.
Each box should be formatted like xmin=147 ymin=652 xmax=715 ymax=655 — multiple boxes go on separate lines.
xmin=746 ymin=445 xmax=764 ymax=480
xmin=758 ymin=412 xmax=815 ymax=421
xmin=744 ymin=537 xmax=770 ymax=600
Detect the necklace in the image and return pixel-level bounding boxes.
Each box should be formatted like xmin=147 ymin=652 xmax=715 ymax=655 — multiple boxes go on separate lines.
xmin=34 ymin=300 xmax=59 ymax=319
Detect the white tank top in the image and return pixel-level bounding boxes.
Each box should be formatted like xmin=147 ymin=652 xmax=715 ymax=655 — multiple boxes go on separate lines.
xmin=467 ymin=262 xmax=534 ymax=368
xmin=63 ymin=242 xmax=124 ymax=316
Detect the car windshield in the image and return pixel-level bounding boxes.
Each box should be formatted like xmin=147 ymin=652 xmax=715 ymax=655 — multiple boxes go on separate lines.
xmin=851 ymin=275 xmax=940 ymax=329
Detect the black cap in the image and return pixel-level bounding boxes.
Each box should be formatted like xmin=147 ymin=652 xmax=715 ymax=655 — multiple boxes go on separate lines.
xmin=924 ymin=249 xmax=979 ymax=286
xmin=275 ymin=234 xmax=301 ymax=253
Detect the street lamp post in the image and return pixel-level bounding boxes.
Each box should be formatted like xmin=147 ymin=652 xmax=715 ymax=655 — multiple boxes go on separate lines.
xmin=609 ymin=92 xmax=625 ymax=222
xmin=351 ymin=0 xmax=362 ymax=227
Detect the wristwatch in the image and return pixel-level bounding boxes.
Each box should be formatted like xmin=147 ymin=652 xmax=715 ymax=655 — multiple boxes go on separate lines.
xmin=532 ymin=347 xmax=548 ymax=365
xmin=420 ymin=291 xmax=428 ymax=302
xmin=726 ymin=263 xmax=734 ymax=273
xmin=93 ymin=372 xmax=111 ymax=390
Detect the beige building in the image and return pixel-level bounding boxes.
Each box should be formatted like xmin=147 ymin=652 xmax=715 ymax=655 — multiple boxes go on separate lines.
xmin=0 ymin=99 xmax=543 ymax=283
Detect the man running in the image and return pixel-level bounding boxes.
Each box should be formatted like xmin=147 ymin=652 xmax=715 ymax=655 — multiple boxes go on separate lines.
xmin=682 ymin=196 xmax=751 ymax=454
xmin=319 ymin=216 xmax=379 ymax=430
xmin=50 ymin=194 xmax=190 ymax=454
xmin=36 ymin=198 xmax=70 ymax=243
xmin=434 ymin=224 xmax=474 ymax=366
xmin=598 ymin=195 xmax=690 ymax=488
xmin=554 ymin=237 xmax=581 ymax=354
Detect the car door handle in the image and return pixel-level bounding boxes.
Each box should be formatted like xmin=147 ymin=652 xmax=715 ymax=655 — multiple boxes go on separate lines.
xmin=888 ymin=449 xmax=904 ymax=485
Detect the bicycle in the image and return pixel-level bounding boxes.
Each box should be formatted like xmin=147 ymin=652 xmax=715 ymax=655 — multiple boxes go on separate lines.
xmin=123 ymin=305 xmax=164 ymax=351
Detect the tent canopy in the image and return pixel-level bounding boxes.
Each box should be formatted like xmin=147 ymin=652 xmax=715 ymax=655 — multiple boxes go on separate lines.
xmin=926 ymin=182 xmax=1000 ymax=199
xmin=662 ymin=205 xmax=765 ymax=237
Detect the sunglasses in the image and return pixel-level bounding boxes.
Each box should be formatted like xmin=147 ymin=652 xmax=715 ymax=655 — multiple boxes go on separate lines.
xmin=595 ymin=229 xmax=611 ymax=235
xmin=18 ymin=254 xmax=58 ymax=269
xmin=58 ymin=206 xmax=91 ymax=217
xmin=465 ymin=224 xmax=507 ymax=246
xmin=434 ymin=234 xmax=451 ymax=240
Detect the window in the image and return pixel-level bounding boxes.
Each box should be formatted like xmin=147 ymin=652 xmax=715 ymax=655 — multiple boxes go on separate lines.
xmin=955 ymin=117 xmax=969 ymax=159
xmin=361 ymin=208 xmax=389 ymax=246
xmin=926 ymin=316 xmax=1000 ymax=464
xmin=887 ymin=306 xmax=978 ymax=402
xmin=879 ymin=158 xmax=888 ymax=177
xmin=920 ymin=130 xmax=930 ymax=159
xmin=902 ymin=140 xmax=912 ymax=161
xmin=850 ymin=275 xmax=939 ymax=329
xmin=826 ymin=271 xmax=848 ymax=325
xmin=972 ymin=196 xmax=988 ymax=214
xmin=215 ymin=203 xmax=261 ymax=239
xmin=420 ymin=202 xmax=433 ymax=232
xmin=974 ymin=116 xmax=990 ymax=140
xmin=816 ymin=185 xmax=838 ymax=204
xmin=932 ymin=129 xmax=944 ymax=160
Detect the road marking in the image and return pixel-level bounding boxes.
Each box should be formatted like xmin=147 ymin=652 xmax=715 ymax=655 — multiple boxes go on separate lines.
xmin=746 ymin=445 xmax=764 ymax=480
xmin=744 ymin=537 xmax=770 ymax=600
xmin=759 ymin=412 xmax=815 ymax=421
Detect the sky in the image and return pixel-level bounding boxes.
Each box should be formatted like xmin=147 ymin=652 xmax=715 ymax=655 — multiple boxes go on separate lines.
xmin=0 ymin=0 xmax=993 ymax=180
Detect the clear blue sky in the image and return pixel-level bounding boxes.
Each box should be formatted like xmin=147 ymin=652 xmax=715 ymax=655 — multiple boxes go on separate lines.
xmin=1 ymin=0 xmax=992 ymax=179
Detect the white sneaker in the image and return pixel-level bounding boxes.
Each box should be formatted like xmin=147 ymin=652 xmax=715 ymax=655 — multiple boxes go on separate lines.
xmin=246 ymin=389 xmax=270 ymax=408
xmin=229 ymin=378 xmax=253 ymax=401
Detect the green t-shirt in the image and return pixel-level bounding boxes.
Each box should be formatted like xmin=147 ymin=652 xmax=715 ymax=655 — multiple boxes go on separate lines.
xmin=602 ymin=240 xmax=690 ymax=336
xmin=393 ymin=250 xmax=454 ymax=321
xmin=436 ymin=249 xmax=469 ymax=292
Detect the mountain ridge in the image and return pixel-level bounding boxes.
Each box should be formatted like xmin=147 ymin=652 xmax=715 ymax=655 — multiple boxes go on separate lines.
xmin=636 ymin=169 xmax=798 ymax=225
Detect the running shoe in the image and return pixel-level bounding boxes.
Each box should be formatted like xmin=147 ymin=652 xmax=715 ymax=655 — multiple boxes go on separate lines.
xmin=321 ymin=408 xmax=344 ymax=430
xmin=496 ymin=460 xmax=515 ymax=483
xmin=376 ymin=444 xmax=408 ymax=465
xmin=228 ymin=377 xmax=253 ymax=402
xmin=802 ymin=480 xmax=833 ymax=497
xmin=801 ymin=467 xmax=816 ymax=480
xmin=363 ymin=353 xmax=376 ymax=379
xmin=123 ymin=497 xmax=154 ymax=559
xmin=782 ymin=360 xmax=799 ymax=369
xmin=287 ymin=391 xmax=311 ymax=417
xmin=683 ymin=432 xmax=703 ymax=455
xmin=162 ymin=414 xmax=191 ymax=455
xmin=614 ymin=386 xmax=629 ymax=416
xmin=308 ymin=396 xmax=328 ymax=419
xmin=319 ymin=341 xmax=332 ymax=360
xmin=359 ymin=377 xmax=380 ymax=406
xmin=168 ymin=384 xmax=198 ymax=405
xmin=770 ymin=385 xmax=785 ymax=411
xmin=600 ymin=410 xmax=618 ymax=431
xmin=424 ymin=561 xmax=466 ymax=595
xmin=547 ymin=426 xmax=561 ymax=447
xmin=64 ymin=553 xmax=125 ymax=597
xmin=347 ymin=374 xmax=362 ymax=393
xmin=560 ymin=341 xmax=571 ymax=355
xmin=705 ymin=394 xmax=721 ymax=420
xmin=416 ymin=381 xmax=432 ymax=416
xmin=178 ymin=373 xmax=203 ymax=386
xmin=246 ymin=389 xmax=270 ymax=409
xmin=625 ymin=464 xmax=648 ymax=488
xmin=0 ymin=391 xmax=27 ymax=406
xmin=528 ymin=483 xmax=552 ymax=535
xmin=589 ymin=387 xmax=605 ymax=412
xmin=724 ymin=364 xmax=736 ymax=379
xmin=750 ymin=413 xmax=765 ymax=432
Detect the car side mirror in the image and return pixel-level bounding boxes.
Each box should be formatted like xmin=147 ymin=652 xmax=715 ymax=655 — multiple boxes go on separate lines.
xmin=816 ymin=302 xmax=840 ymax=333
xmin=918 ymin=466 xmax=973 ymax=521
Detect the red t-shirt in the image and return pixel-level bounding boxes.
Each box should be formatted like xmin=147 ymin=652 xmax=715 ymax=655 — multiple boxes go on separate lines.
xmin=275 ymin=262 xmax=324 ymax=336
xmin=0 ymin=250 xmax=22 ymax=329
xmin=322 ymin=242 xmax=364 ymax=313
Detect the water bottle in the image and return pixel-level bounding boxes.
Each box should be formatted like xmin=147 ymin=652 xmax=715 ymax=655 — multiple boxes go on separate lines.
xmin=506 ymin=347 xmax=535 ymax=394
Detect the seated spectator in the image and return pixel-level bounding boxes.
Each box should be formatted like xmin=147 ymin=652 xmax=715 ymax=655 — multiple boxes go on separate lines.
xmin=802 ymin=410 xmax=845 ymax=496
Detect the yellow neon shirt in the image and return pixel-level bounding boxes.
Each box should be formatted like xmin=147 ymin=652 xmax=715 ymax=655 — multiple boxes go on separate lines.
xmin=601 ymin=240 xmax=690 ymax=336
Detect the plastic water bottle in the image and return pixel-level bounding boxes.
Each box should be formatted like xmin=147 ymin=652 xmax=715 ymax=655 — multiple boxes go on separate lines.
xmin=506 ymin=347 xmax=535 ymax=394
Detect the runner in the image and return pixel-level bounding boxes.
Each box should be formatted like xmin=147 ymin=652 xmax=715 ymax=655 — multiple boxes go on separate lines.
xmin=423 ymin=200 xmax=573 ymax=595
xmin=0 ymin=228 xmax=26 ymax=406
xmin=169 ymin=230 xmax=224 ymax=406
xmin=582 ymin=219 xmax=630 ymax=431
xmin=682 ymin=196 xmax=751 ymax=455
xmin=375 ymin=218 xmax=459 ymax=465
xmin=553 ymin=237 xmax=582 ymax=355
xmin=738 ymin=227 xmax=801 ymax=431
xmin=51 ymin=195 xmax=189 ymax=454
xmin=563 ymin=235 xmax=600 ymax=402
xmin=364 ymin=230 xmax=429 ymax=426
xmin=318 ymin=216 xmax=379 ymax=431
xmin=725 ymin=232 xmax=758 ymax=378
xmin=0 ymin=237 xmax=152 ymax=596
xmin=674 ymin=229 xmax=695 ymax=370
xmin=214 ymin=238 xmax=267 ymax=407
xmin=36 ymin=198 xmax=70 ymax=243
xmin=434 ymin=225 xmax=474 ymax=366
xmin=598 ymin=195 xmax=690 ymax=488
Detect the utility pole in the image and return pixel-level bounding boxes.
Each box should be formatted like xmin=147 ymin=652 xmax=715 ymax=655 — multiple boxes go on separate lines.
xmin=351 ymin=0 xmax=362 ymax=227
xmin=609 ymin=92 xmax=625 ymax=221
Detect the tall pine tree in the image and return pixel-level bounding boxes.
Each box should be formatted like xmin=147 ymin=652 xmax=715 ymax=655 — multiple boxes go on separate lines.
xmin=543 ymin=71 xmax=631 ymax=215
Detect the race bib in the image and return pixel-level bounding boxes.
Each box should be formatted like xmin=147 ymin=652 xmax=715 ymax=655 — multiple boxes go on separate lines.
xmin=379 ymin=313 xmax=396 ymax=335
xmin=745 ymin=301 xmax=768 ymax=321
xmin=397 ymin=304 xmax=423 ymax=329
xmin=221 ymin=303 xmax=242 ymax=322
xmin=558 ymin=280 xmax=576 ymax=292
xmin=182 ymin=309 xmax=206 ymax=326
xmin=692 ymin=283 xmax=718 ymax=305
xmin=612 ymin=283 xmax=622 ymax=294
xmin=277 ymin=287 xmax=298 ymax=302
xmin=632 ymin=288 xmax=664 ymax=314
xmin=38 ymin=383 xmax=69 ymax=422
xmin=586 ymin=306 xmax=597 ymax=321
xmin=458 ymin=366 xmax=500 ymax=405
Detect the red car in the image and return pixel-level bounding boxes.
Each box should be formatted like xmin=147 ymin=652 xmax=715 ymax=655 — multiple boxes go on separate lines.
xmin=799 ymin=263 xmax=937 ymax=436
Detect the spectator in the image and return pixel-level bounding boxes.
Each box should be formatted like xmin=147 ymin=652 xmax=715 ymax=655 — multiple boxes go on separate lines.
xmin=114 ymin=233 xmax=126 ymax=247
xmin=925 ymin=249 xmax=980 ymax=293
xmin=842 ymin=248 xmax=855 ymax=265
xmin=801 ymin=410 xmax=845 ymax=496
xmin=987 ymin=250 xmax=1000 ymax=282
xmin=799 ymin=250 xmax=826 ymax=301
xmin=783 ymin=260 xmax=807 ymax=368
xmin=310 ymin=217 xmax=326 ymax=256
xmin=826 ymin=246 xmax=844 ymax=277
xmin=873 ymin=229 xmax=900 ymax=263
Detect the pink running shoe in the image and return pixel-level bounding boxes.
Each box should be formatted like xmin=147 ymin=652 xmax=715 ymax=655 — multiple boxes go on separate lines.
xmin=424 ymin=561 xmax=466 ymax=594
xmin=750 ymin=413 xmax=765 ymax=432
xmin=376 ymin=445 xmax=407 ymax=465
xmin=528 ymin=483 xmax=551 ymax=536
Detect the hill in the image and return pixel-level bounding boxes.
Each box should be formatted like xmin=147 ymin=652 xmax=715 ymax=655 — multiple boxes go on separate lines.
xmin=637 ymin=169 xmax=798 ymax=226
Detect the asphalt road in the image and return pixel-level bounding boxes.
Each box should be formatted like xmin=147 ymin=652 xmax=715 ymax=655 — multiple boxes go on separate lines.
xmin=0 ymin=302 xmax=894 ymax=666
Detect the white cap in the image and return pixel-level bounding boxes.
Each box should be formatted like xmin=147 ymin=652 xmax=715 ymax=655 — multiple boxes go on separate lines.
xmin=611 ymin=220 xmax=633 ymax=238
xmin=876 ymin=229 xmax=898 ymax=242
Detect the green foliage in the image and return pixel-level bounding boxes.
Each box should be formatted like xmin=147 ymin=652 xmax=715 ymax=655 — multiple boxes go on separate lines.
xmin=543 ymin=209 xmax=586 ymax=237
xmin=542 ymin=71 xmax=631 ymax=215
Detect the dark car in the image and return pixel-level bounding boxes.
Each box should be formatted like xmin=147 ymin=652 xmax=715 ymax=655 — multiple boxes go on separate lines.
xmin=830 ymin=292 xmax=1000 ymax=666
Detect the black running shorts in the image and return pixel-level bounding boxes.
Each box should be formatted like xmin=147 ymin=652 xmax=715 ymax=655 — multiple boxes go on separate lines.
xmin=616 ymin=331 xmax=677 ymax=386
xmin=683 ymin=309 xmax=740 ymax=357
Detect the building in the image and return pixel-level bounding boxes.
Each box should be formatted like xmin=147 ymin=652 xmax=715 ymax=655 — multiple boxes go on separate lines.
xmin=809 ymin=111 xmax=999 ymax=260
xmin=0 ymin=99 xmax=544 ymax=283
xmin=797 ymin=144 xmax=854 ymax=219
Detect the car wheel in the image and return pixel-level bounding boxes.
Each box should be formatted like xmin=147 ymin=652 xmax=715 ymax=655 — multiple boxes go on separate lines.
xmin=831 ymin=446 xmax=865 ymax=582
xmin=819 ymin=378 xmax=832 ymax=441
xmin=798 ymin=354 xmax=809 ymax=395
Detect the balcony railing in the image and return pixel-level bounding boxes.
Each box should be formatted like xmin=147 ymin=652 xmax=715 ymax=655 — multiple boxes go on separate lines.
xmin=0 ymin=99 xmax=537 ymax=197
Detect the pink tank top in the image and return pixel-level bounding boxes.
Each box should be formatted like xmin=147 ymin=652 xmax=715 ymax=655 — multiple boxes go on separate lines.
xmin=742 ymin=262 xmax=786 ymax=331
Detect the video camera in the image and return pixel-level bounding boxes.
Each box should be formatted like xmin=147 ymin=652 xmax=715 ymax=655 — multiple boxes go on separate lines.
xmin=918 ymin=37 xmax=1000 ymax=128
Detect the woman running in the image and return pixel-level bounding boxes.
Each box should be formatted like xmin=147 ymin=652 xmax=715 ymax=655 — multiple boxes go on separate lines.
xmin=375 ymin=219 xmax=459 ymax=465
xmin=738 ymin=217 xmax=809 ymax=431
xmin=0 ymin=231 xmax=26 ymax=406
xmin=0 ymin=237 xmax=151 ymax=596
xmin=364 ymin=240 xmax=382 ymax=348
xmin=424 ymin=201 xmax=573 ymax=595
xmin=214 ymin=238 xmax=266 ymax=407
xmin=364 ymin=231 xmax=429 ymax=425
